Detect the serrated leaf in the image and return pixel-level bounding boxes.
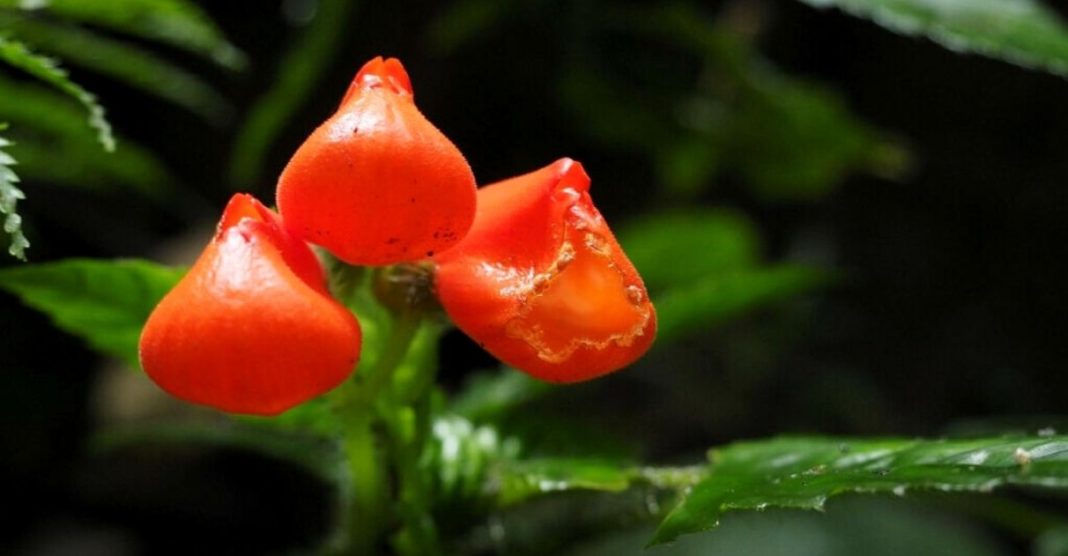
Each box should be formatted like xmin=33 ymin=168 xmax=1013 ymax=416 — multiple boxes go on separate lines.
xmin=655 ymin=265 xmax=830 ymax=343
xmin=0 ymin=13 xmax=229 ymax=119
xmin=229 ymin=0 xmax=356 ymax=186
xmin=653 ymin=435 xmax=1068 ymax=545
xmin=795 ymin=0 xmax=1068 ymax=77
xmin=0 ymin=128 xmax=28 ymax=259
xmin=0 ymin=77 xmax=175 ymax=195
xmin=0 ymin=258 xmax=184 ymax=367
xmin=0 ymin=35 xmax=114 ymax=151
xmin=0 ymin=0 xmax=246 ymax=70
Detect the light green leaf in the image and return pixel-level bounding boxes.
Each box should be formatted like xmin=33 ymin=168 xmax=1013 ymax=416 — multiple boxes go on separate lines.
xmin=0 ymin=13 xmax=229 ymax=119
xmin=0 ymin=258 xmax=184 ymax=367
xmin=796 ymin=0 xmax=1068 ymax=77
xmin=617 ymin=209 xmax=761 ymax=291
xmin=0 ymin=77 xmax=175 ymax=195
xmin=655 ymin=265 xmax=830 ymax=343
xmin=0 ymin=35 xmax=114 ymax=151
xmin=229 ymin=0 xmax=356 ymax=187
xmin=0 ymin=0 xmax=246 ymax=69
xmin=0 ymin=128 xmax=28 ymax=260
xmin=653 ymin=435 xmax=1068 ymax=545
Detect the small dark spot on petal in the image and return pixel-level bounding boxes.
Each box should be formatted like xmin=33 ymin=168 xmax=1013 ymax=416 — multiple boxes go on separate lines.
xmin=386 ymin=237 xmax=400 ymax=244
xmin=426 ymin=250 xmax=434 ymax=257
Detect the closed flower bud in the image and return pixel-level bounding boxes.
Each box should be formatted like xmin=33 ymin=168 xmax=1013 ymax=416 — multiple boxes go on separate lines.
xmin=139 ymin=194 xmax=361 ymax=415
xmin=277 ymin=56 xmax=477 ymax=265
xmin=433 ymin=159 xmax=656 ymax=382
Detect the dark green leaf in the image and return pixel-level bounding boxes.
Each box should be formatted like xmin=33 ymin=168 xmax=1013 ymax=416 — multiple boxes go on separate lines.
xmin=229 ymin=0 xmax=356 ymax=186
xmin=796 ymin=0 xmax=1068 ymax=77
xmin=655 ymin=265 xmax=830 ymax=343
xmin=0 ymin=0 xmax=246 ymax=69
xmin=0 ymin=258 xmax=184 ymax=367
xmin=653 ymin=435 xmax=1068 ymax=545
xmin=617 ymin=209 xmax=761 ymax=291
xmin=0 ymin=77 xmax=176 ymax=195
xmin=0 ymin=128 xmax=28 ymax=260
xmin=450 ymin=369 xmax=552 ymax=423
xmin=0 ymin=13 xmax=229 ymax=119
xmin=0 ymin=35 xmax=114 ymax=151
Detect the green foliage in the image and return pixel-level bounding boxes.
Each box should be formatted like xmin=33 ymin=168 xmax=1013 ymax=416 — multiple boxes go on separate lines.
xmin=229 ymin=0 xmax=356 ymax=186
xmin=0 ymin=258 xmax=184 ymax=367
xmin=0 ymin=0 xmax=246 ymax=69
xmin=653 ymin=435 xmax=1068 ymax=544
xmin=0 ymin=12 xmax=229 ymax=119
xmin=796 ymin=0 xmax=1068 ymax=77
xmin=0 ymin=128 xmax=27 ymax=260
xmin=450 ymin=369 xmax=552 ymax=423
xmin=0 ymin=35 xmax=114 ymax=151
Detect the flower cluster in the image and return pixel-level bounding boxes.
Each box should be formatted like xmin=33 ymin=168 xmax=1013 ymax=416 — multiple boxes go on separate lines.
xmin=139 ymin=57 xmax=657 ymax=415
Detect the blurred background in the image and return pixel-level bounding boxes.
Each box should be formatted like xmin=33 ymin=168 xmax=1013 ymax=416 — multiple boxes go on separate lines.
xmin=3 ymin=0 xmax=1068 ymax=554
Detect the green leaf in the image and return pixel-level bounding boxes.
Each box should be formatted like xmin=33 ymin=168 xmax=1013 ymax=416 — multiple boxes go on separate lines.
xmin=653 ymin=435 xmax=1068 ymax=545
xmin=229 ymin=0 xmax=356 ymax=186
xmin=0 ymin=13 xmax=229 ymax=119
xmin=617 ymin=209 xmax=761 ymax=291
xmin=93 ymin=421 xmax=341 ymax=481
xmin=0 ymin=77 xmax=176 ymax=195
xmin=795 ymin=0 xmax=1068 ymax=77
xmin=0 ymin=258 xmax=184 ymax=367
xmin=450 ymin=368 xmax=553 ymax=423
xmin=0 ymin=128 xmax=28 ymax=260
xmin=495 ymin=458 xmax=635 ymax=506
xmin=0 ymin=35 xmax=114 ymax=151
xmin=655 ymin=265 xmax=830 ymax=343
xmin=0 ymin=0 xmax=246 ymax=70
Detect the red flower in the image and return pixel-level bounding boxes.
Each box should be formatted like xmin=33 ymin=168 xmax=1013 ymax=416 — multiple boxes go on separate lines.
xmin=277 ymin=56 xmax=477 ymax=266
xmin=433 ymin=159 xmax=656 ymax=382
xmin=139 ymin=194 xmax=362 ymax=415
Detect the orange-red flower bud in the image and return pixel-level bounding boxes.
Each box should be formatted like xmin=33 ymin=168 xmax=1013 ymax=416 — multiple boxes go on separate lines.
xmin=433 ymin=159 xmax=656 ymax=382
xmin=277 ymin=56 xmax=477 ymax=265
xmin=139 ymin=194 xmax=361 ymax=415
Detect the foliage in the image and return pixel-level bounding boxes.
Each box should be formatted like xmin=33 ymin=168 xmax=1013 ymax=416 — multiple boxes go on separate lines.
xmin=0 ymin=127 xmax=27 ymax=259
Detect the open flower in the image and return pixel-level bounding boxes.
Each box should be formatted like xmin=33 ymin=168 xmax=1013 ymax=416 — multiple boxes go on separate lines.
xmin=433 ymin=158 xmax=656 ymax=382
xmin=139 ymin=194 xmax=362 ymax=415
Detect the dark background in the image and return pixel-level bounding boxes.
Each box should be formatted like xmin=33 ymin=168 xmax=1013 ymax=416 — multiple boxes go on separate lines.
xmin=3 ymin=0 xmax=1068 ymax=553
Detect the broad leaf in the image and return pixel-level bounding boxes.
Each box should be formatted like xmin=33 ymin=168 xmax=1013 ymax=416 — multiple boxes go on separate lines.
xmin=796 ymin=0 xmax=1068 ymax=78
xmin=653 ymin=435 xmax=1068 ymax=545
xmin=655 ymin=265 xmax=829 ymax=343
xmin=0 ymin=128 xmax=27 ymax=259
xmin=0 ymin=0 xmax=246 ymax=70
xmin=0 ymin=258 xmax=184 ymax=367
xmin=0 ymin=13 xmax=229 ymax=119
xmin=0 ymin=35 xmax=114 ymax=151
xmin=229 ymin=0 xmax=356 ymax=186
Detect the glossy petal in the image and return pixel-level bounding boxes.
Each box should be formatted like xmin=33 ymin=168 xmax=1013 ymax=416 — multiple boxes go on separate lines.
xmin=434 ymin=159 xmax=656 ymax=382
xmin=139 ymin=194 xmax=361 ymax=415
xmin=277 ymin=56 xmax=477 ymax=265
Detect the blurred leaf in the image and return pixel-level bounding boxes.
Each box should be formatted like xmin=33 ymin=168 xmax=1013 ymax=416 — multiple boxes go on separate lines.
xmin=0 ymin=128 xmax=28 ymax=260
xmin=655 ymin=265 xmax=830 ymax=343
xmin=0 ymin=77 xmax=176 ymax=195
xmin=427 ymin=0 xmax=512 ymax=53
xmin=653 ymin=435 xmax=1068 ymax=545
xmin=495 ymin=458 xmax=634 ymax=506
xmin=796 ymin=0 xmax=1068 ymax=77
xmin=93 ymin=420 xmax=341 ymax=481
xmin=0 ymin=0 xmax=246 ymax=69
xmin=617 ymin=209 xmax=761 ymax=291
xmin=0 ymin=258 xmax=184 ymax=367
xmin=425 ymin=415 xmax=520 ymax=503
xmin=0 ymin=13 xmax=229 ymax=119
xmin=0 ymin=35 xmax=114 ymax=151
xmin=229 ymin=0 xmax=356 ymax=187
xmin=567 ymin=497 xmax=1010 ymax=556
xmin=1035 ymin=525 xmax=1068 ymax=556
xmin=450 ymin=368 xmax=553 ymax=423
